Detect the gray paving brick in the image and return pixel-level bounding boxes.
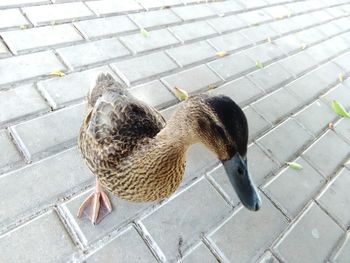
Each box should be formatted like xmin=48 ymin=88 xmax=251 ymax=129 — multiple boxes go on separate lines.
xmin=263 ymin=5 xmax=291 ymax=19
xmin=170 ymin=21 xmax=217 ymax=42
xmin=208 ymin=194 xmax=288 ymax=263
xmin=257 ymin=251 xmax=279 ymax=263
xmin=207 ymin=31 xmax=252 ymax=52
xmin=209 ymin=76 xmax=264 ymax=107
xmin=166 ymin=41 xmax=216 ymax=67
xmin=311 ymin=10 xmax=334 ymax=23
xmin=306 ymin=41 xmax=338 ymax=64
xmin=0 ymin=211 xmax=77 ymax=263
xmin=162 ymin=65 xmax=221 ymax=94
xmin=279 ymin=52 xmax=318 ymax=78
xmin=322 ymin=83 xmax=350 ymax=109
xmin=0 ymin=9 xmax=29 ymax=30
xmin=38 ymin=66 xmax=114 ymax=109
xmin=180 ymin=242 xmax=216 ymax=263
xmin=294 ymin=99 xmax=337 ymax=136
xmin=74 ymin=16 xmax=137 ymax=39
xmin=334 ymin=118 xmax=350 ymax=144
xmin=209 ymin=0 xmax=244 ymax=14
xmin=111 ymin=52 xmax=177 ymax=85
xmin=86 ymin=226 xmax=156 ymax=262
xmin=332 ymin=232 xmax=350 ymax=263
xmin=243 ymin=42 xmax=285 ymax=65
xmin=140 ymin=178 xmax=232 ymax=262
xmin=252 ymin=88 xmax=300 ymax=124
xmin=1 ymin=24 xmax=83 ymax=55
xmin=160 ymin=103 xmax=178 ymax=121
xmin=0 ymin=51 xmax=65 ymax=86
xmin=333 ymin=52 xmax=350 ymax=74
xmin=317 ymin=168 xmax=350 ymax=229
xmin=0 ymin=147 xmax=91 ymax=228
xmin=326 ymin=36 xmax=350 ymax=54
xmin=0 ymin=129 xmax=22 ymax=173
xmin=86 ymin=0 xmax=143 ymax=16
xmin=0 ymin=0 xmax=48 ymax=8
xmin=129 ymin=9 xmax=181 ymax=28
xmin=237 ymin=10 xmax=272 ymax=25
xmin=0 ymin=84 xmax=49 ymax=126
xmin=257 ymin=118 xmax=313 ymax=164
xmin=0 ymin=41 xmax=9 ymax=58
xmin=63 ymin=189 xmax=147 ymax=246
xmin=22 ymin=2 xmax=94 ymax=26
xmin=302 ymin=131 xmax=350 ymax=178
xmin=294 ymin=27 xmax=326 ymax=45
xmin=310 ymin=62 xmax=343 ymax=90
xmin=208 ymin=15 xmax=248 ymax=33
xmin=130 ymin=80 xmax=177 ymax=109
xmin=10 ymin=103 xmax=85 ymax=161
xmin=171 ymin=4 xmax=215 ymax=21
xmin=208 ymin=52 xmax=255 ymax=80
xmin=316 ymin=21 xmax=343 ymax=37
xmin=273 ymin=35 xmax=302 ymax=54
xmin=247 ymin=62 xmax=293 ymax=93
xmin=327 ymin=7 xmax=348 ymax=18
xmin=239 ymin=0 xmax=268 ymax=9
xmin=120 ymin=29 xmax=179 ymax=54
xmin=332 ymin=17 xmax=350 ymax=31
xmin=137 ymin=0 xmax=181 ymax=9
xmin=240 ymin=24 xmax=279 ymax=44
xmin=268 ymin=19 xmax=300 ymax=35
xmin=285 ymin=1 xmax=316 ymax=14
xmin=57 ymin=38 xmax=130 ymax=70
xmin=273 ymin=202 xmax=344 ymax=263
xmin=291 ymin=13 xmax=319 ymax=29
xmin=244 ymin=106 xmax=272 ymax=142
xmin=263 ymin=157 xmax=325 ymax=218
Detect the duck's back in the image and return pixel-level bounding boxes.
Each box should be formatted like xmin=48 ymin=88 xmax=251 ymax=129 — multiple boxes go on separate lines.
xmin=78 ymin=74 xmax=166 ymax=173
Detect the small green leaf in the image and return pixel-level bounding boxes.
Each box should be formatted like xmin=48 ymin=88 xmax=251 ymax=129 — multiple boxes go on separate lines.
xmin=174 ymin=87 xmax=188 ymax=101
xmin=332 ymin=100 xmax=350 ymax=118
xmin=140 ymin=28 xmax=150 ymax=37
xmin=256 ymin=60 xmax=264 ymax=69
xmin=286 ymin=162 xmax=303 ymax=170
xmin=338 ymin=73 xmax=344 ymax=83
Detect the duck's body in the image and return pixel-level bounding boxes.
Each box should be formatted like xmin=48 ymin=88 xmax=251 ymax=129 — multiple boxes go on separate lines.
xmin=78 ymin=73 xmax=261 ymax=224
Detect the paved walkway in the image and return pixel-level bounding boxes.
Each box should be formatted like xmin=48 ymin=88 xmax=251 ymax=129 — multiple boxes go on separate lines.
xmin=0 ymin=0 xmax=350 ymax=262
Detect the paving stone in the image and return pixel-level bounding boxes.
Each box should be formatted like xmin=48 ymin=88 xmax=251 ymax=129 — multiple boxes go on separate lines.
xmin=311 ymin=10 xmax=334 ymax=23
xmin=170 ymin=21 xmax=217 ymax=42
xmin=326 ymin=36 xmax=350 ymax=54
xmin=57 ymin=38 xmax=130 ymax=70
xmin=302 ymin=130 xmax=350 ymax=178
xmin=332 ymin=232 xmax=350 ymax=263
xmin=171 ymin=4 xmax=215 ymax=21
xmin=263 ymin=5 xmax=291 ymax=19
xmin=0 ymin=51 xmax=65 ymax=86
xmin=268 ymin=19 xmax=300 ymax=35
xmin=237 ymin=10 xmax=272 ymax=25
xmin=208 ymin=52 xmax=255 ymax=80
xmin=1 ymin=24 xmax=83 ymax=54
xmin=244 ymin=106 xmax=272 ymax=142
xmin=0 ymin=0 xmax=48 ymax=8
xmin=247 ymin=62 xmax=293 ymax=93
xmin=207 ymin=31 xmax=252 ymax=52
xmin=317 ymin=168 xmax=350 ymax=229
xmin=86 ymin=0 xmax=143 ymax=15
xmin=310 ymin=62 xmax=343 ymax=90
xmin=316 ymin=21 xmax=343 ymax=37
xmin=257 ymin=251 xmax=279 ymax=263
xmin=333 ymin=51 xmax=350 ymax=75
xmin=38 ymin=66 xmax=115 ymax=109
xmin=244 ymin=43 xmax=286 ymax=65
xmin=290 ymin=13 xmax=319 ymax=29
xmin=263 ymin=157 xmax=325 ymax=218
xmin=162 ymin=65 xmax=221 ymax=94
xmin=294 ymin=99 xmax=337 ymax=136
xmin=306 ymin=41 xmax=338 ymax=64
xmin=74 ymin=15 xmax=137 ymax=39
xmin=279 ymin=52 xmax=318 ymax=78
xmin=208 ymin=194 xmax=288 ymax=263
xmin=0 ymin=211 xmax=77 ymax=263
xmin=285 ymin=1 xmax=315 ymax=14
xmin=239 ymin=0 xmax=268 ymax=9
xmin=130 ymin=80 xmax=177 ymax=109
xmin=63 ymin=189 xmax=147 ymax=246
xmin=334 ymin=118 xmax=350 ymax=144
xmin=209 ymin=76 xmax=264 ymax=107
xmin=208 ymin=15 xmax=248 ymax=33
xmin=0 ymin=84 xmax=49 ymax=126
xmin=180 ymin=242 xmax=217 ymax=263
xmin=160 ymin=103 xmax=179 ymax=121
xmin=322 ymin=83 xmax=350 ymax=109
xmin=86 ymin=226 xmax=156 ymax=262
xmin=332 ymin=17 xmax=350 ymax=31
xmin=0 ymin=9 xmax=29 ymax=30
xmin=22 ymin=2 xmax=94 ymax=26
xmin=140 ymin=178 xmax=232 ymax=262
xmin=166 ymin=41 xmax=216 ymax=67
xmin=0 ymin=129 xmax=22 ymax=173
xmin=239 ymin=24 xmax=279 ymax=44
xmin=111 ymin=52 xmax=177 ymax=85
xmin=257 ymin=118 xmax=313 ymax=164
xmin=10 ymin=103 xmax=85 ymax=161
xmin=294 ymin=27 xmax=326 ymax=45
xmin=0 ymin=41 xmax=9 ymax=58
xmin=129 ymin=9 xmax=181 ymax=28
xmin=273 ymin=35 xmax=302 ymax=54
xmin=0 ymin=147 xmax=91 ymax=227
xmin=120 ymin=29 xmax=179 ymax=54
xmin=273 ymin=202 xmax=344 ymax=263
xmin=137 ymin=0 xmax=181 ymax=9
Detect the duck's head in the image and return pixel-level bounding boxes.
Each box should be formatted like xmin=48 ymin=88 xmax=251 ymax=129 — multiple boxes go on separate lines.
xmin=192 ymin=95 xmax=261 ymax=211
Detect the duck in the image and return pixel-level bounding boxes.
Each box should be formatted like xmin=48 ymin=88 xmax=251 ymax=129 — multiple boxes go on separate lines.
xmin=77 ymin=73 xmax=261 ymax=224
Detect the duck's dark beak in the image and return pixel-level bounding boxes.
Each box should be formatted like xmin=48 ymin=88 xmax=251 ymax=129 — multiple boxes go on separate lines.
xmin=222 ymin=153 xmax=261 ymax=211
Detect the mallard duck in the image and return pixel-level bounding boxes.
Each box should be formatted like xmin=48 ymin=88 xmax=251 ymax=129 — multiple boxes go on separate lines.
xmin=77 ymin=73 xmax=261 ymax=224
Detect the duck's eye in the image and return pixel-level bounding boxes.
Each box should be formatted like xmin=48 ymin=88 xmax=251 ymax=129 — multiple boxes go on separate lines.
xmin=237 ymin=167 xmax=244 ymax=176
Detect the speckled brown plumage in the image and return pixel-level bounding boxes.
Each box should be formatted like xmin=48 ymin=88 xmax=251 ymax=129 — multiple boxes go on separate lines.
xmin=78 ymin=73 xmax=240 ymax=202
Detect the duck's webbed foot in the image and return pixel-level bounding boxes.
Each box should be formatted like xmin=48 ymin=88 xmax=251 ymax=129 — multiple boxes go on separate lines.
xmin=77 ymin=178 xmax=112 ymax=225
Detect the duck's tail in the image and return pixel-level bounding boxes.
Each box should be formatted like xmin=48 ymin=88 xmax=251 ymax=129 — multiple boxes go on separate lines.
xmin=88 ymin=73 xmax=127 ymax=108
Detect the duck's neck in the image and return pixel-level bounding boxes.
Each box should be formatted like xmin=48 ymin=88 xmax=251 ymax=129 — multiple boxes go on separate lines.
xmin=101 ymin=108 xmax=199 ymax=202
